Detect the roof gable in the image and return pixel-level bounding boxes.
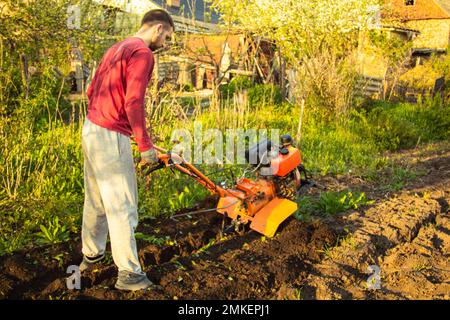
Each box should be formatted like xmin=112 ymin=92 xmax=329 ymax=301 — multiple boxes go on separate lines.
xmin=384 ymin=0 xmax=450 ymax=20
xmin=435 ymin=0 xmax=450 ymax=15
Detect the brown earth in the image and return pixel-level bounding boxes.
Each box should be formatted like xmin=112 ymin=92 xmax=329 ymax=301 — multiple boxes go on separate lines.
xmin=0 ymin=142 xmax=449 ymax=300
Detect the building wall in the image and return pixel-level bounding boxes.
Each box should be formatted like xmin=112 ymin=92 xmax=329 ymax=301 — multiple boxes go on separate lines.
xmin=355 ymin=30 xmax=393 ymax=79
xmin=405 ymin=18 xmax=450 ymax=50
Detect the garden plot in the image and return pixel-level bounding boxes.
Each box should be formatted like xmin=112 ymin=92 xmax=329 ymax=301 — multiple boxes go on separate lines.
xmin=0 ymin=142 xmax=448 ymax=300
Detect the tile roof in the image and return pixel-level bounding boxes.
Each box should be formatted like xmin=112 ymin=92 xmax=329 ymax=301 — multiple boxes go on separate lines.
xmin=384 ymin=0 xmax=450 ymax=20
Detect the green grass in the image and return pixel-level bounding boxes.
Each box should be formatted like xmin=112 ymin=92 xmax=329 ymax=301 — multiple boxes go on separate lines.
xmin=317 ymin=243 xmax=338 ymax=259
xmin=194 ymin=238 xmax=217 ymax=255
xmin=316 ymin=228 xmax=357 ymax=259
xmin=295 ymin=191 xmax=373 ymax=219
xmin=351 ymin=98 xmax=450 ymax=151
xmin=365 ymin=164 xmax=424 ymax=193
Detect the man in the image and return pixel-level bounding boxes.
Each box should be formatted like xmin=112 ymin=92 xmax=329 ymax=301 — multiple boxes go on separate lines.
xmin=79 ymin=9 xmax=174 ymax=291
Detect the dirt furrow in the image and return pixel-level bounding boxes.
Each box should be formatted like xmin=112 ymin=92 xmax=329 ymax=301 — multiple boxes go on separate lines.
xmin=300 ymin=144 xmax=450 ymax=300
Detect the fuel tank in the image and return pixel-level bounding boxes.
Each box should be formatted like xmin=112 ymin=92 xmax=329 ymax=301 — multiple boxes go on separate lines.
xmin=270 ymin=146 xmax=302 ymax=177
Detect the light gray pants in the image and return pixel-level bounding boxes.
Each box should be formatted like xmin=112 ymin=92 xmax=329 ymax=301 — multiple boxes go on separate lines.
xmin=81 ymin=118 xmax=143 ymax=274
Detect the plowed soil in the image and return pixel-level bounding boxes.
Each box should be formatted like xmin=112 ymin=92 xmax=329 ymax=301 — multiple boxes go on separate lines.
xmin=0 ymin=142 xmax=449 ymax=300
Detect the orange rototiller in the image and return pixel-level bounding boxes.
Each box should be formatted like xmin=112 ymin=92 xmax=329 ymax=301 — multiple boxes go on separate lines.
xmin=146 ymin=134 xmax=310 ymax=238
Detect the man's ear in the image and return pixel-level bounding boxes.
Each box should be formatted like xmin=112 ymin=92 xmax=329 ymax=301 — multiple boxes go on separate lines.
xmin=156 ymin=23 xmax=163 ymax=34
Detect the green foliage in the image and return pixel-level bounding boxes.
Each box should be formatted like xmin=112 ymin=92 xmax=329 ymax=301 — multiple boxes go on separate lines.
xmin=351 ymin=106 xmax=420 ymax=151
xmin=316 ymin=228 xmax=357 ymax=259
xmin=295 ymin=191 xmax=373 ymax=219
xmin=293 ymin=197 xmax=314 ymax=223
xmin=219 ymin=76 xmax=252 ymax=98
xmin=365 ymin=165 xmax=420 ymax=192
xmin=317 ymin=243 xmax=337 ymax=259
xmin=385 ymin=167 xmax=416 ymax=191
xmin=367 ymin=30 xmax=412 ymax=65
xmin=195 ymin=238 xmax=217 ymax=255
xmin=34 ymin=216 xmax=71 ymax=245
xmin=248 ymin=84 xmax=282 ymax=106
xmin=134 ymin=233 xmax=170 ymax=246
xmin=221 ymin=80 xmax=282 ymax=106
xmin=317 ymin=192 xmax=350 ymax=215
xmin=212 ymin=0 xmax=379 ymax=116
xmin=0 ymin=0 xmax=118 ymax=256
xmin=53 ymin=252 xmax=68 ymax=269
xmin=430 ymin=50 xmax=450 ymax=77
xmin=181 ymin=83 xmax=194 ymax=92
xmin=317 ymin=191 xmax=373 ymax=216
xmin=178 ymin=96 xmax=197 ymax=108
xmin=137 ymin=171 xmax=209 ymax=218
xmin=425 ymin=51 xmax=450 ymax=97
xmin=168 ymin=186 xmax=196 ymax=212
xmin=352 ymin=99 xmax=450 ymax=151
xmin=338 ymin=229 xmax=357 ymax=250
xmin=301 ymin=122 xmax=378 ymax=175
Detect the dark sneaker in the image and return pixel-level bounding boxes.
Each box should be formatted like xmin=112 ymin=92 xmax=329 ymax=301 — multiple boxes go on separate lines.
xmin=79 ymin=254 xmax=105 ymax=272
xmin=114 ymin=271 xmax=153 ymax=291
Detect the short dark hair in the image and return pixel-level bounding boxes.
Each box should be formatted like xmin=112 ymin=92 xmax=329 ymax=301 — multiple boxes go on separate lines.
xmin=141 ymin=9 xmax=175 ymax=31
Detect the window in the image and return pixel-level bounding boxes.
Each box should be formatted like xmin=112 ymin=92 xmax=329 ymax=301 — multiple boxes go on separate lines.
xmin=405 ymin=0 xmax=415 ymax=5
xmin=167 ymin=0 xmax=181 ymax=7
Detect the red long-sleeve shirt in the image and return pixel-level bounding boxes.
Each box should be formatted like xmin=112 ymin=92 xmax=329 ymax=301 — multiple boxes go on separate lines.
xmin=86 ymin=37 xmax=154 ymax=152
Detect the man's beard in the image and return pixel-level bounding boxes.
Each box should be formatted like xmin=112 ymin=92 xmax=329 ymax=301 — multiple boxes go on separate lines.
xmin=148 ymin=43 xmax=161 ymax=51
xmin=149 ymin=34 xmax=164 ymax=51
